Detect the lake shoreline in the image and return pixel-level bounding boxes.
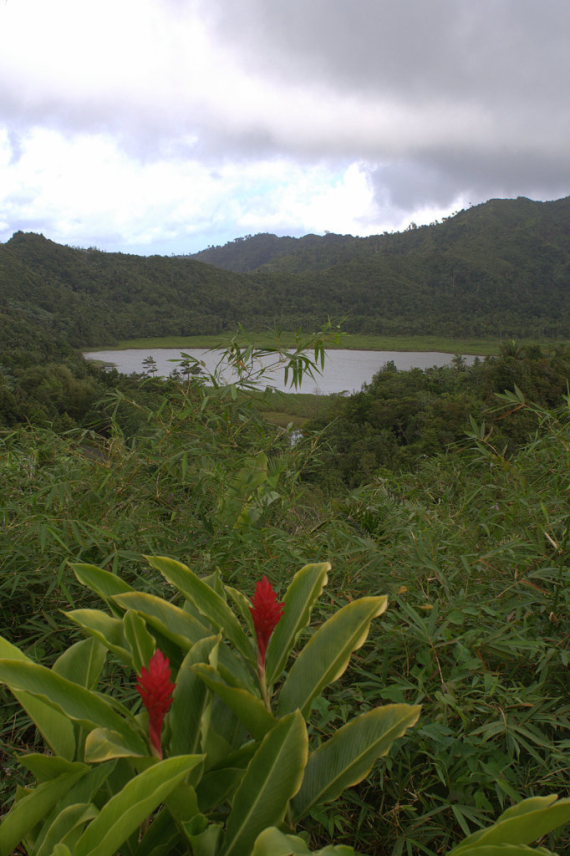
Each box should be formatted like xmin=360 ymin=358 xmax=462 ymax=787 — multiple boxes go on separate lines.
xmin=81 ymin=333 xmax=543 ymax=358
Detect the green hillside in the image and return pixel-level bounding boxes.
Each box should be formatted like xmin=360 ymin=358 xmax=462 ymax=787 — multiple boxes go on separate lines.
xmin=2 ymin=195 xmax=570 ymax=345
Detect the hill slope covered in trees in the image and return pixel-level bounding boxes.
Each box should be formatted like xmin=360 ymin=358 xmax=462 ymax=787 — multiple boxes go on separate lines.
xmin=2 ymin=195 xmax=570 ymax=346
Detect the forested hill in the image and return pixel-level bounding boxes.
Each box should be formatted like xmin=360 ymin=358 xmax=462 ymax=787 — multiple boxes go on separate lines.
xmin=2 ymin=194 xmax=570 ymax=347
xmin=191 ymin=196 xmax=570 ymax=275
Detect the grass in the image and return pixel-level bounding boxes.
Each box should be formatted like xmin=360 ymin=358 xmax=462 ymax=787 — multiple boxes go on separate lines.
xmin=248 ymin=389 xmax=337 ymax=427
xmin=92 ymin=333 xmax=570 ymax=357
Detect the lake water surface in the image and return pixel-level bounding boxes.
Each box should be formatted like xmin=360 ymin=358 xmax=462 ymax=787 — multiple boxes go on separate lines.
xmin=84 ymin=348 xmax=476 ymax=395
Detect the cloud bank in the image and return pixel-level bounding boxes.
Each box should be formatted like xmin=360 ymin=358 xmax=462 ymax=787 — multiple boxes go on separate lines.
xmin=0 ymin=0 xmax=568 ymax=253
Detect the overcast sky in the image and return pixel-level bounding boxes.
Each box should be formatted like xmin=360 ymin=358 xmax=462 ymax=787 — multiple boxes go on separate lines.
xmin=1 ymin=0 xmax=569 ymax=255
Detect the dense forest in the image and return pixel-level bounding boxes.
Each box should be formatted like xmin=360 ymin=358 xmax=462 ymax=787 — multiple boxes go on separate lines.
xmin=2 ymin=195 xmax=570 ymax=351
xmin=1 ymin=198 xmax=569 ymax=854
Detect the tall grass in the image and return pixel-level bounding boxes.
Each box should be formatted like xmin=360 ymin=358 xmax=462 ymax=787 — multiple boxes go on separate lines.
xmin=1 ymin=387 xmax=568 ymax=853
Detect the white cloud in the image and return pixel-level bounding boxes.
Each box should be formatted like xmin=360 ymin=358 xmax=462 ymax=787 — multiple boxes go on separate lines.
xmin=0 ymin=0 xmax=569 ymax=253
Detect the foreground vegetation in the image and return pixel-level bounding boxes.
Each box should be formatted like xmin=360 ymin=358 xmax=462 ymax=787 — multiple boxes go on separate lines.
xmin=1 ymin=340 xmax=569 ymax=854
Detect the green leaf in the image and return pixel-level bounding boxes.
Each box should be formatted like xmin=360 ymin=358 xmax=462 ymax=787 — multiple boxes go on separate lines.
xmin=225 ymin=585 xmax=255 ymax=635
xmin=146 ymin=555 xmax=255 ymax=661
xmin=169 ymin=636 xmax=219 ymax=756
xmin=73 ymin=755 xmax=204 ymax=856
xmin=446 ymin=847 xmax=558 ymax=856
xmin=0 ymin=636 xmax=75 ymax=760
xmin=0 ymin=659 xmax=145 ymax=753
xmin=193 ymin=663 xmax=276 ymax=740
xmin=221 ymin=711 xmax=308 ymax=856
xmin=123 ymin=610 xmax=156 ymax=673
xmin=252 ymin=826 xmax=357 ymax=855
xmin=65 ymin=610 xmax=132 ymax=665
xmin=449 ymin=795 xmax=570 ymax=852
xmin=71 ymin=563 xmax=134 ymax=599
xmin=188 ymin=823 xmax=224 ymax=856
xmin=35 ymin=803 xmax=98 ymax=856
xmin=53 ymin=638 xmax=107 ymax=690
xmin=0 ymin=767 xmax=88 ymax=856
xmin=292 ymin=704 xmax=421 ymax=821
xmin=278 ymin=596 xmax=388 ymax=717
xmin=196 ymin=766 xmax=248 ymax=813
xmin=49 ymin=845 xmax=73 ymax=856
xmin=112 ymin=591 xmax=211 ymax=649
xmin=265 ymin=562 xmax=330 ymax=687
xmin=136 ymin=808 xmax=184 ymax=856
xmin=19 ymin=754 xmax=82 ymax=782
xmin=85 ymin=727 xmax=147 ymax=762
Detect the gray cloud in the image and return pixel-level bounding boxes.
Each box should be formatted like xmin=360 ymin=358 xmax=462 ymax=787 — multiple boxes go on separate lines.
xmin=1 ymin=0 xmax=570 ymax=251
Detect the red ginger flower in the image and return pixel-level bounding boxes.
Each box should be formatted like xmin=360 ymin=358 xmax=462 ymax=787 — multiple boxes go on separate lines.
xmin=250 ymin=576 xmax=285 ymax=668
xmin=136 ymin=649 xmax=175 ymax=759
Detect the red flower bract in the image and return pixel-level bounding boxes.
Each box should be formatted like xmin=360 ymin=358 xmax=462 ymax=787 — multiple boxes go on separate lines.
xmin=136 ymin=649 xmax=175 ymax=758
xmin=250 ymin=576 xmax=285 ymax=667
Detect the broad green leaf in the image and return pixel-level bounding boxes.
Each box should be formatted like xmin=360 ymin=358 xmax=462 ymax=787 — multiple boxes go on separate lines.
xmin=222 ymin=711 xmax=308 ymax=856
xmin=225 ymin=585 xmax=255 ymax=635
xmin=278 ymin=596 xmax=388 ymax=717
xmin=85 ymin=727 xmax=147 ymax=762
xmin=36 ymin=803 xmax=98 ymax=856
xmin=65 ymin=610 xmax=132 ymax=665
xmin=292 ymin=704 xmax=421 ymax=820
xmin=49 ymin=846 xmax=73 ymax=856
xmin=73 ymin=754 xmax=204 ymax=856
xmin=265 ymin=562 xmax=330 ymax=687
xmin=146 ymin=556 xmax=254 ymax=661
xmin=71 ymin=563 xmax=134 ymax=599
xmin=449 ymin=795 xmax=570 ymax=852
xmin=0 ymin=767 xmax=88 ymax=856
xmin=0 ymin=636 xmax=75 ymax=760
xmin=112 ymin=591 xmax=210 ymax=649
xmin=192 ymin=663 xmax=276 ymax=740
xmin=0 ymin=660 xmax=145 ymax=753
xmin=19 ymin=754 xmax=82 ymax=782
xmin=51 ymin=762 xmax=117 ymax=816
xmin=252 ymin=826 xmax=357 ymax=855
xmin=196 ymin=767 xmax=247 ymax=812
xmin=446 ymin=847 xmax=558 ymax=856
xmin=123 ymin=610 xmax=156 ymax=673
xmin=188 ymin=823 xmax=224 ymax=856
xmin=137 ymin=808 xmax=183 ymax=856
xmin=53 ymin=638 xmax=107 ymax=690
xmin=169 ymin=636 xmax=219 ymax=756
xmin=252 ymin=827 xmax=310 ymax=855
xmin=201 ymin=568 xmax=227 ymax=598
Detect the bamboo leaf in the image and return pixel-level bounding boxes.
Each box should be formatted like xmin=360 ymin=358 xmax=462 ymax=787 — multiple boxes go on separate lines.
xmin=145 ymin=556 xmax=254 ymax=661
xmin=292 ymin=704 xmax=421 ymax=821
xmin=278 ymin=597 xmax=388 ymax=717
xmin=265 ymin=562 xmax=330 ymax=687
xmin=221 ymin=711 xmax=308 ymax=856
xmin=73 ymin=755 xmax=204 ymax=856
xmin=192 ymin=663 xmax=276 ymax=740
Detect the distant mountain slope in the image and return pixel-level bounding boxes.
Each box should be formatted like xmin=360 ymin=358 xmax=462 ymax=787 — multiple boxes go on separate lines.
xmin=2 ymin=195 xmax=570 ymax=348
